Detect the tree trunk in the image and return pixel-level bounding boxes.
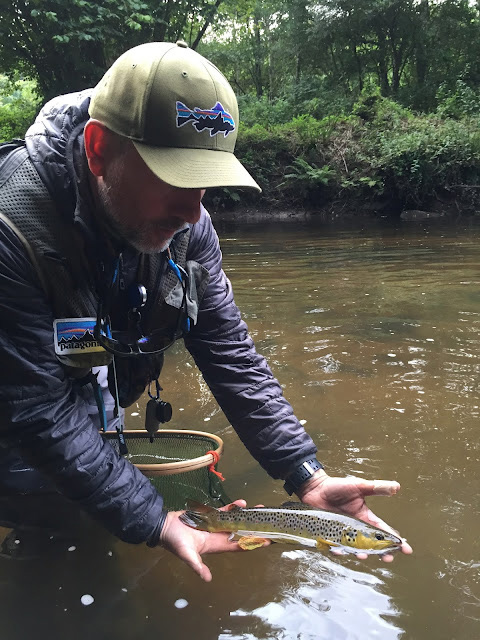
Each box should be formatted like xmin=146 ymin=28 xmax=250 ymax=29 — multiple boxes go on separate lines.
xmin=252 ymin=8 xmax=263 ymax=98
xmin=192 ymin=0 xmax=223 ymax=50
xmin=352 ymin=42 xmax=363 ymax=92
xmin=414 ymin=0 xmax=430 ymax=89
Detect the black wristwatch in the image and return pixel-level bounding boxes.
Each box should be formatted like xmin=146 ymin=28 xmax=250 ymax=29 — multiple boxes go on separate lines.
xmin=283 ymin=458 xmax=324 ymax=496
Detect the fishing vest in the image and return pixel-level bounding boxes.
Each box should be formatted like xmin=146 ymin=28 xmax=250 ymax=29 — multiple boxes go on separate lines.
xmin=0 ymin=143 xmax=210 ymax=406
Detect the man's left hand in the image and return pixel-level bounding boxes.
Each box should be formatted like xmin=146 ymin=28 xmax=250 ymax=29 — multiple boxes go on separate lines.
xmin=296 ymin=470 xmax=413 ymax=561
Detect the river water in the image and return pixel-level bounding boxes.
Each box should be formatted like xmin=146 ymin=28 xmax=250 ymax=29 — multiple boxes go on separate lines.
xmin=0 ymin=215 xmax=478 ymax=639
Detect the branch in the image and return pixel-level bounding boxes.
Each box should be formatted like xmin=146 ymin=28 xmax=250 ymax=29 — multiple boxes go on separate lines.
xmin=191 ymin=0 xmax=223 ymax=50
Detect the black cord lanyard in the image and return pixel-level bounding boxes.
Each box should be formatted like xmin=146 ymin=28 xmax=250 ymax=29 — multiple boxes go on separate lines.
xmin=111 ymin=355 xmax=128 ymax=456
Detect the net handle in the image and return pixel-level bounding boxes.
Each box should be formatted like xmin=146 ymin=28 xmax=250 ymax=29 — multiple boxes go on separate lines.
xmin=117 ymin=429 xmax=224 ymax=477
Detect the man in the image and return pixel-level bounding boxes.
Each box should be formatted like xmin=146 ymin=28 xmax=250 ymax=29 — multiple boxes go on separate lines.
xmin=0 ymin=41 xmax=411 ymax=581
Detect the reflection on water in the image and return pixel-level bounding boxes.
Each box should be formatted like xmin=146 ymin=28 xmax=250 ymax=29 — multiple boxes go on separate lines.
xmin=1 ymin=217 xmax=479 ymax=640
xmin=226 ymin=549 xmax=401 ymax=640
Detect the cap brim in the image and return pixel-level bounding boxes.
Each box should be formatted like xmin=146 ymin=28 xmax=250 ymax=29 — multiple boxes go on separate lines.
xmin=133 ymin=142 xmax=261 ymax=192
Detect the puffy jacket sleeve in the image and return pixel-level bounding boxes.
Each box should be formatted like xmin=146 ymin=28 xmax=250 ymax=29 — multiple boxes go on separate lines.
xmin=0 ymin=221 xmax=166 ymax=544
xmin=184 ymin=207 xmax=317 ymax=479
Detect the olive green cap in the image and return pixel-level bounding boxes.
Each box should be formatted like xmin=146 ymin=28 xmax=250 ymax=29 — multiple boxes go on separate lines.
xmin=89 ymin=41 xmax=260 ymax=191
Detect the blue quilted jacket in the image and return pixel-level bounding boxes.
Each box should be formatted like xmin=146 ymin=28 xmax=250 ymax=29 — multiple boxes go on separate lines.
xmin=0 ymin=91 xmax=316 ymax=545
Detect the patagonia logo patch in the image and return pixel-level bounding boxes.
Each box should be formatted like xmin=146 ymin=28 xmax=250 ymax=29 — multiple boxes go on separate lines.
xmin=176 ymin=101 xmax=235 ymax=137
xmin=53 ymin=318 xmax=105 ymax=355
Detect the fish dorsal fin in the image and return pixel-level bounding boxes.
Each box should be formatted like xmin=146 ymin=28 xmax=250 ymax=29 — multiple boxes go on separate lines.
xmin=280 ymin=501 xmax=315 ymax=510
xmin=185 ymin=499 xmax=216 ymax=514
xmin=224 ymin=503 xmax=242 ymax=512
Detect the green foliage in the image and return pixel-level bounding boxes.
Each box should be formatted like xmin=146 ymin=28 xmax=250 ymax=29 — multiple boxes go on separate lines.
xmin=279 ymin=158 xmax=336 ymax=202
xmin=0 ymin=0 xmax=227 ymax=98
xmin=353 ymin=88 xmax=410 ymax=125
xmin=436 ymin=79 xmax=480 ymax=120
xmin=223 ymin=96 xmax=480 ymax=211
xmin=238 ymin=95 xmax=293 ymax=127
xmin=368 ymin=113 xmax=480 ymax=204
xmin=0 ymin=76 xmax=40 ymax=142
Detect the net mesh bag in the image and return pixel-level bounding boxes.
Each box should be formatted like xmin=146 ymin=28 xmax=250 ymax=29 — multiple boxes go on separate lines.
xmin=102 ymin=430 xmax=231 ymax=511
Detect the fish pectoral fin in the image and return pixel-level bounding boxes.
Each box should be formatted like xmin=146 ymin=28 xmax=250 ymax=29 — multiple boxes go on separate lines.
xmin=316 ymin=538 xmax=339 ymax=550
xmin=238 ymin=536 xmax=269 ymax=551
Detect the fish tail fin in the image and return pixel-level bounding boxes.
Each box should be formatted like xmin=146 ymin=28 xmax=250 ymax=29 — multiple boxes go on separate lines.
xmin=176 ymin=101 xmax=192 ymax=115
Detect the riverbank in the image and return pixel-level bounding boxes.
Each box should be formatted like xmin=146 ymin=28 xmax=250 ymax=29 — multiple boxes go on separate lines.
xmin=207 ymin=190 xmax=480 ymax=223
xmin=204 ymin=94 xmax=480 ymax=219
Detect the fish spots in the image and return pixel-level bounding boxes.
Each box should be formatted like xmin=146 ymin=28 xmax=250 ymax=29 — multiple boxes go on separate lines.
xmin=220 ymin=508 xmax=358 ymax=545
xmin=181 ymin=503 xmax=401 ymax=553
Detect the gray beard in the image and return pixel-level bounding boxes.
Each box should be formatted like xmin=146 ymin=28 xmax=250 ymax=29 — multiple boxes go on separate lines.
xmin=97 ymin=181 xmax=188 ymax=254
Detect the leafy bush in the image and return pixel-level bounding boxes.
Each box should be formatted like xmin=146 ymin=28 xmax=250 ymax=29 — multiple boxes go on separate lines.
xmin=363 ymin=107 xmax=480 ymax=204
xmin=436 ymin=79 xmax=480 ymax=120
xmin=237 ymin=95 xmax=294 ymax=128
xmin=223 ymin=96 xmax=480 ymax=212
xmin=279 ymin=158 xmax=336 ymax=203
xmin=0 ymin=76 xmax=40 ymax=142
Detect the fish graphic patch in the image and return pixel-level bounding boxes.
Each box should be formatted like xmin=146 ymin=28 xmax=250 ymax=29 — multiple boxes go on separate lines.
xmin=176 ymin=101 xmax=235 ymax=137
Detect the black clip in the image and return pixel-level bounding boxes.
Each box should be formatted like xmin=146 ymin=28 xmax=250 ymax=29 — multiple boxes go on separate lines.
xmin=145 ymin=380 xmax=172 ymax=442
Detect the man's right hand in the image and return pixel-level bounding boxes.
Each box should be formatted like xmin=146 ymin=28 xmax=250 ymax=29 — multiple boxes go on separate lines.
xmin=158 ymin=500 xmax=268 ymax=582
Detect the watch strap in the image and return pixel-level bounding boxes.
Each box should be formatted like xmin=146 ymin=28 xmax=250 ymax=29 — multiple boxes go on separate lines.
xmin=283 ymin=458 xmax=324 ymax=496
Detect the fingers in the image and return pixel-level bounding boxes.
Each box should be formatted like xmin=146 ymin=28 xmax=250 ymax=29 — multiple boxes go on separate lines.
xmin=363 ymin=507 xmax=396 ymax=534
xmin=219 ymin=500 xmax=247 ymax=511
xmin=372 ymin=480 xmax=400 ymax=496
xmin=175 ymin=545 xmax=213 ymax=582
xmin=351 ymin=477 xmax=401 ymax=497
xmin=381 ymin=554 xmax=395 ymax=563
xmin=400 ymin=540 xmax=413 ymax=555
xmin=357 ymin=508 xmax=413 ymax=558
xmin=202 ymin=531 xmax=242 ymax=553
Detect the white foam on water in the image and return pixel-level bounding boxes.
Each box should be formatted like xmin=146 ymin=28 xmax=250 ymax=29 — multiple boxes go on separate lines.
xmin=281 ymin=550 xmax=304 ymax=560
xmin=174 ymin=599 xmax=188 ymax=609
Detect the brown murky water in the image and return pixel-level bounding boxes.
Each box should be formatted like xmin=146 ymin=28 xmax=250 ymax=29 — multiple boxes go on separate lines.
xmin=0 ymin=216 xmax=479 ymax=639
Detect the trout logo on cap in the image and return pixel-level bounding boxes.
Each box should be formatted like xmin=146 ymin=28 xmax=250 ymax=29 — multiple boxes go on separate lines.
xmin=176 ymin=101 xmax=235 ymax=137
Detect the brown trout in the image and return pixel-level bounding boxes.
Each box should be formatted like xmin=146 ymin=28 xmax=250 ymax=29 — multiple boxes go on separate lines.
xmin=180 ymin=501 xmax=403 ymax=554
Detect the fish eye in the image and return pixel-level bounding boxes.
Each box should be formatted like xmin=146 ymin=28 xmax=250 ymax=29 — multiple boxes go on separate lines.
xmin=375 ymin=533 xmax=385 ymax=540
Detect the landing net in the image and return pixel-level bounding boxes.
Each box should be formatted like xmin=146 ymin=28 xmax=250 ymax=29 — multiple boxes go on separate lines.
xmin=102 ymin=429 xmax=231 ymax=511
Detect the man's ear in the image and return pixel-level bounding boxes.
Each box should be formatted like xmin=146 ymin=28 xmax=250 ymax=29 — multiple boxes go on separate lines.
xmin=84 ymin=119 xmax=110 ymax=177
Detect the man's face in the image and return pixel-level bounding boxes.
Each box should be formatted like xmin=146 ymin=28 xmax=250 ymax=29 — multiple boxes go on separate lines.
xmin=97 ymin=140 xmax=203 ymax=253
